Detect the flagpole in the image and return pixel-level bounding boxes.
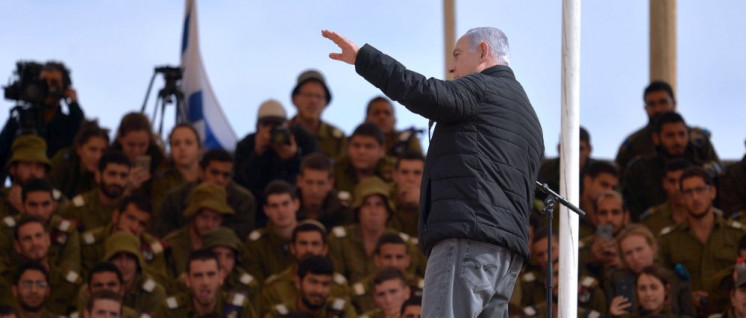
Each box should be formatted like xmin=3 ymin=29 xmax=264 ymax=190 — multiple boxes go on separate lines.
xmin=559 ymin=0 xmax=581 ymax=317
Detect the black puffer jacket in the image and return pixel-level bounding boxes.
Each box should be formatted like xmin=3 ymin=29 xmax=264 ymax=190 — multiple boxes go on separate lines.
xmin=355 ymin=44 xmax=544 ymax=260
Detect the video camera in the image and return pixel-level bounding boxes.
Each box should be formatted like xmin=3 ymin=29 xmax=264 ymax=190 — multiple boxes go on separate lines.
xmin=3 ymin=61 xmax=60 ymax=105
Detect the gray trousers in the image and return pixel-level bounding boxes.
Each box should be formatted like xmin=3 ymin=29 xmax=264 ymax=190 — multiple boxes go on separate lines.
xmin=421 ymin=238 xmax=523 ymax=318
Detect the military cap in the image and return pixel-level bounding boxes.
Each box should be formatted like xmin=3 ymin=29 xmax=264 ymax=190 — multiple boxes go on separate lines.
xmin=293 ymin=69 xmax=331 ymax=104
xmin=8 ymin=134 xmax=51 ymax=167
xmin=103 ymin=231 xmax=145 ymax=267
xmin=202 ymin=227 xmax=241 ymax=252
xmin=183 ymin=182 xmax=234 ymax=217
xmin=352 ymin=177 xmax=394 ymax=211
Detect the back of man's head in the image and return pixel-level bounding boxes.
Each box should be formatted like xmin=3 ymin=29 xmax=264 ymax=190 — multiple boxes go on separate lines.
xmin=465 ymin=27 xmax=510 ymax=65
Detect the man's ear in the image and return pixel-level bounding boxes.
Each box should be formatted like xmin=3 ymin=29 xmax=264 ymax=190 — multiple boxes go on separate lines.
xmin=479 ymin=42 xmax=490 ymax=59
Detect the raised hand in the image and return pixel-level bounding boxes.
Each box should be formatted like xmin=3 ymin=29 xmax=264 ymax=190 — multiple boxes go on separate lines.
xmin=321 ymin=29 xmax=359 ymax=65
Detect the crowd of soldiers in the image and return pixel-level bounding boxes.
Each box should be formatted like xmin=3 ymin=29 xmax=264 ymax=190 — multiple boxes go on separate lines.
xmin=0 ymin=64 xmax=745 ymax=318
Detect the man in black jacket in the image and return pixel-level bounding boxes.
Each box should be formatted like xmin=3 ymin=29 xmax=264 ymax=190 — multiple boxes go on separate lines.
xmin=323 ymin=27 xmax=544 ymax=318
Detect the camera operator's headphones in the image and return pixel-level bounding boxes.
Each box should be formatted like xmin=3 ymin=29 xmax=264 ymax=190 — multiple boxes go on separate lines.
xmin=42 ymin=61 xmax=72 ymax=90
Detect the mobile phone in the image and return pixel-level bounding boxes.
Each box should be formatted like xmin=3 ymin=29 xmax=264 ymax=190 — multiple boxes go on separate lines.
xmin=596 ymin=224 xmax=614 ymax=240
xmin=613 ymin=275 xmax=636 ymax=312
xmin=135 ymin=155 xmax=151 ymax=169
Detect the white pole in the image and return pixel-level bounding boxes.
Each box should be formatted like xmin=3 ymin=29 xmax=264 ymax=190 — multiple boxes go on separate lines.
xmin=443 ymin=0 xmax=456 ymax=80
xmin=559 ymin=0 xmax=580 ymax=317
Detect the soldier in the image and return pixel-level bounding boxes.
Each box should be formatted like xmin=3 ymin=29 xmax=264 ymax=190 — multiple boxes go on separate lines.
xmin=163 ymin=182 xmax=235 ymax=278
xmin=399 ymin=297 xmax=421 ymax=318
xmin=615 ymin=81 xmax=719 ymax=174
xmin=102 ymin=232 xmax=167 ymax=315
xmin=84 ymin=290 xmax=124 ymax=318
xmin=712 ymin=265 xmax=746 ymax=318
xmin=388 ymin=151 xmax=424 ymax=237
xmin=11 ymin=262 xmax=57 ymax=318
xmin=333 ymin=123 xmax=393 ymax=196
xmin=61 ymin=151 xmax=130 ymax=232
xmin=622 ymin=112 xmax=721 ymax=219
xmin=150 ymin=123 xmax=202 ymax=214
xmin=657 ymin=166 xmax=744 ymax=314
xmin=360 ymin=267 xmax=411 ymax=318
xmin=296 ymin=153 xmax=352 ymax=230
xmin=243 ymin=180 xmax=299 ymax=284
xmin=258 ymin=221 xmax=349 ymax=317
xmin=350 ymin=234 xmax=423 ymax=314
xmin=0 ymin=134 xmax=65 ymax=218
xmin=79 ymin=194 xmax=166 ymax=283
xmin=288 ymin=70 xmax=346 ymax=160
xmin=328 ymin=177 xmax=423 ymax=284
xmin=719 ymin=149 xmax=746 ymax=217
xmin=364 ymin=96 xmax=423 ymax=157
xmin=74 ymin=263 xmax=142 ymax=318
xmin=579 ymin=191 xmax=628 ymax=281
xmin=265 ymin=255 xmax=355 ymax=318
xmin=153 ymin=148 xmax=256 ymax=238
xmin=0 ymin=179 xmax=80 ymax=274
xmin=154 ymin=250 xmax=256 ymax=318
xmin=640 ymin=159 xmax=691 ymax=235
xmin=6 ymin=216 xmax=83 ymax=315
xmin=521 ymin=261 xmax=605 ymax=318
xmin=48 ymin=120 xmax=110 ymax=199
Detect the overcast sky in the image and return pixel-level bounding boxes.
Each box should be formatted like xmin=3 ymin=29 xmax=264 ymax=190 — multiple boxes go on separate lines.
xmin=1 ymin=1 xmax=744 ymax=160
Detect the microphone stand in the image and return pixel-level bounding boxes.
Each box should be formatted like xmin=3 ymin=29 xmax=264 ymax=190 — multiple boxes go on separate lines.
xmin=535 ymin=181 xmax=585 ymax=318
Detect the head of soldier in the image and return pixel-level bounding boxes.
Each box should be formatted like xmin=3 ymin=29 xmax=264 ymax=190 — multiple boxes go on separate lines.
xmin=449 ymin=27 xmax=509 ymax=79
xmin=202 ymin=227 xmax=242 ymax=275
xmin=21 ymin=179 xmax=57 ymax=223
xmin=290 ymin=222 xmax=328 ymax=262
xmin=617 ymin=224 xmax=658 ymax=274
xmin=291 ymin=70 xmax=331 ymax=123
xmin=85 ymin=290 xmax=122 ymax=318
xmin=652 ymin=112 xmax=688 ymax=157
xmin=643 ymin=81 xmax=676 ymax=121
xmin=13 ymin=216 xmax=50 ymax=263
xmin=39 ymin=61 xmax=71 ymax=107
xmin=198 ymin=149 xmax=234 ymax=188
xmin=112 ymin=195 xmax=152 ymax=237
xmin=297 ymin=154 xmax=335 ymax=210
xmin=7 ymin=135 xmax=50 ymax=185
xmin=594 ymin=191 xmax=629 ymax=236
xmin=661 ymin=159 xmax=691 ymax=207
xmin=530 ymin=228 xmax=559 ymax=271
xmin=12 ymin=262 xmax=50 ymax=314
xmin=263 ymin=180 xmax=300 ymax=231
xmin=401 ymin=297 xmax=422 ymax=318
xmin=636 ymin=265 xmax=671 ymax=314
xmin=373 ymin=267 xmax=411 ymax=318
xmin=392 ymin=151 xmax=425 ymax=190
xmin=374 ymin=234 xmax=411 ymax=272
xmin=731 ymin=267 xmax=746 ymax=318
xmin=96 ymin=152 xmax=131 ymax=200
xmin=581 ymin=161 xmax=619 ymax=219
xmin=556 ymin=127 xmax=592 ymax=170
xmin=294 ymin=255 xmax=334 ymax=310
xmin=75 ymin=120 xmax=110 ymax=174
xmin=348 ymin=123 xmax=386 ymax=174
xmin=168 ymin=123 xmax=202 ymax=169
xmin=353 ymin=177 xmax=393 ymax=233
xmin=185 ymin=250 xmax=225 ymax=309
xmin=366 ymin=96 xmax=396 ymax=135
xmin=104 ymin=232 xmax=145 ymax=286
xmin=87 ymin=262 xmax=125 ymax=297
xmin=114 ymin=112 xmax=155 ymax=162
xmin=186 ymin=182 xmax=234 ymax=240
xmin=679 ymin=167 xmax=716 ymax=220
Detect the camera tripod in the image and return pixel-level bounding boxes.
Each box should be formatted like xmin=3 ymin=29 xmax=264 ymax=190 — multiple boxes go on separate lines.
xmin=140 ymin=65 xmax=187 ymax=139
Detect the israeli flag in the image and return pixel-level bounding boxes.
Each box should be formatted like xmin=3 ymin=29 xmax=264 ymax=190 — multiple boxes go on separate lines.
xmin=180 ymin=0 xmax=237 ymax=150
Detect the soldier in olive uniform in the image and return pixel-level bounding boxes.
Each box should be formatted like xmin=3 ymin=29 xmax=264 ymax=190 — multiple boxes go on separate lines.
xmin=10 ymin=262 xmax=62 ymax=318
xmin=328 ymin=177 xmax=424 ymax=284
xmin=333 ymin=122 xmax=394 ymax=196
xmin=288 ymin=69 xmax=347 ymax=160
xmin=152 ymin=148 xmax=257 ymax=238
xmin=521 ymin=261 xmax=606 ymax=318
xmin=364 ymin=96 xmax=423 ymax=158
xmin=657 ymin=167 xmax=745 ymax=314
xmin=388 ymin=152 xmax=424 ymax=238
xmin=0 ymin=134 xmax=66 ymax=218
xmin=48 ymin=120 xmax=110 ymax=199
xmin=622 ymin=112 xmax=721 ymax=220
xmin=0 ymin=179 xmax=80 ymax=273
xmin=265 ymin=255 xmax=355 ymax=318
xmin=297 ymin=153 xmax=353 ymax=230
xmin=163 ymin=182 xmax=235 ymax=278
xmin=640 ymin=159 xmax=692 ymax=236
xmin=79 ymin=194 xmax=167 ymax=282
xmin=102 ymin=231 xmax=167 ymax=315
xmin=359 ymin=267 xmax=411 ymax=318
xmin=243 ymin=180 xmax=300 ymax=284
xmin=84 ymin=290 xmax=128 ymax=318
xmin=154 ymin=249 xmax=257 ymax=318
xmin=719 ymin=151 xmax=746 ymax=217
xmin=74 ymin=262 xmax=145 ymax=318
xmin=578 ymin=191 xmax=628 ymax=283
xmin=615 ymin=81 xmax=719 ymax=175
xmin=61 ymin=151 xmax=131 ymax=232
xmin=150 ymin=123 xmax=202 ymax=214
xmin=258 ymin=221 xmax=350 ymax=316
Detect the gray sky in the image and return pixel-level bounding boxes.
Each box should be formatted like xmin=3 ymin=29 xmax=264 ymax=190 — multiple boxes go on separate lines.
xmin=1 ymin=1 xmax=744 ymax=160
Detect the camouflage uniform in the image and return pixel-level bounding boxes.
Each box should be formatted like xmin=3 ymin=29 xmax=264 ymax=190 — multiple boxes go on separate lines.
xmin=242 ymin=226 xmax=294 ymax=284
xmin=0 ymin=214 xmax=81 ymax=273
xmin=61 ymin=189 xmax=117 ymax=232
xmin=154 ymin=291 xmax=257 ymax=318
xmin=264 ymin=296 xmax=356 ymax=318
xmin=258 ymin=266 xmax=350 ymax=317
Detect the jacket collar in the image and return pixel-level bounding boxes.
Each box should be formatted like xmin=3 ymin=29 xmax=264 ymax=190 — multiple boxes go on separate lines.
xmin=480 ymin=64 xmax=515 ymax=79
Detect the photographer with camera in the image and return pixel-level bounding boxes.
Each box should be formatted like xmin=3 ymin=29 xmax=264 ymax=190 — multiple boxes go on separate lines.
xmin=234 ymin=99 xmax=319 ymax=226
xmin=0 ymin=61 xmax=85 ymax=179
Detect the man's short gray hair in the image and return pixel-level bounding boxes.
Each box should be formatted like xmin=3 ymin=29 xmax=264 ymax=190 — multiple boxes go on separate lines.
xmin=465 ymin=27 xmax=510 ymax=65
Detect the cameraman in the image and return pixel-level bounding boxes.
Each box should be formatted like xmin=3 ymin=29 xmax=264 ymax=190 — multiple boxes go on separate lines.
xmin=234 ymin=99 xmax=319 ymax=226
xmin=0 ymin=61 xmax=85 ymax=177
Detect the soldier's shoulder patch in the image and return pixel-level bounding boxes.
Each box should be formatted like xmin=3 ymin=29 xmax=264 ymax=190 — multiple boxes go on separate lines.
xmin=52 ymin=189 xmax=62 ymax=201
xmin=587 ymin=310 xmax=601 ymax=318
xmin=72 ymin=195 xmax=85 ymax=207
xmin=82 ymin=231 xmax=96 ymax=245
xmin=68 ymin=311 xmax=80 ymax=318
xmin=142 ymin=278 xmax=156 ymax=293
xmin=398 ymin=232 xmax=410 ymax=241
xmin=398 ymin=130 xmax=413 ymax=141
xmin=166 ymin=296 xmax=179 ymax=309
xmin=274 ymin=304 xmax=289 ymax=315
xmin=3 ymin=216 xmax=16 ymax=228
xmin=139 ymin=313 xmax=152 ymax=318
xmin=332 ymin=127 xmax=344 ymax=139
xmin=265 ymin=273 xmax=281 ymax=284
xmin=337 ymin=191 xmax=351 ymax=203
xmin=360 ymin=315 xmax=370 ymax=318
xmin=417 ymin=278 xmax=425 ymax=289
xmin=150 ymin=241 xmax=164 ymax=254
xmin=239 ymin=272 xmax=255 ymax=286
xmin=57 ymin=219 xmax=73 ymax=232
xmin=333 ymin=273 xmax=347 ymax=285
xmin=523 ymin=306 xmax=538 ymax=317
xmin=727 ymin=219 xmax=744 ymax=230
xmin=65 ymin=270 xmax=81 ymax=284
xmin=332 ymin=226 xmax=347 ymax=238
xmin=353 ymin=282 xmax=366 ymax=296
xmin=248 ymin=229 xmax=263 ymax=241
xmin=580 ymin=276 xmax=597 ymax=288
xmin=639 ymin=208 xmax=654 ymax=221
xmin=522 ymin=272 xmax=536 ymax=283
xmin=230 ymin=293 xmax=246 ymax=306
xmin=659 ymin=225 xmax=674 ymax=236
xmin=331 ymin=298 xmax=346 ymax=311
